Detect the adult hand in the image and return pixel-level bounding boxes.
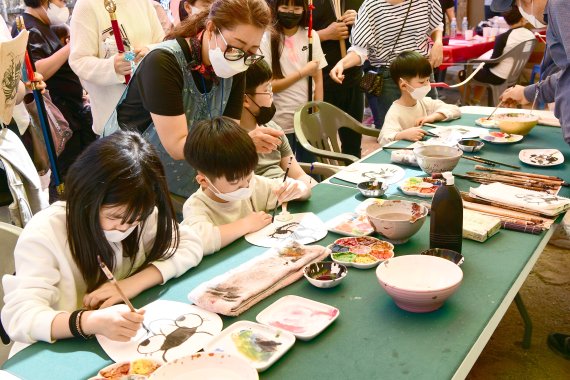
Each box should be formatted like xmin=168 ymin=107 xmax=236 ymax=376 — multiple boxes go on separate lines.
xmin=429 ymin=41 xmax=443 ymax=68
xmin=396 ymin=127 xmax=426 ymax=142
xmin=83 ymin=279 xmax=137 ymax=310
xmin=243 ymin=211 xmax=272 ymax=233
xmin=499 ymin=85 xmax=529 ymax=107
xmin=114 ymin=53 xmax=132 ymax=76
xmin=82 ymin=305 xmax=145 ymax=342
xmin=329 ymin=61 xmax=345 ymax=84
xmin=133 ymin=47 xmax=149 ymax=64
xmin=322 ymin=20 xmax=349 ymax=41
xmin=274 ymin=178 xmax=309 ymax=203
xmin=341 ymin=9 xmax=357 ymax=26
xmin=25 ymin=72 xmax=46 ymax=93
xmin=249 ymin=127 xmax=283 ymax=154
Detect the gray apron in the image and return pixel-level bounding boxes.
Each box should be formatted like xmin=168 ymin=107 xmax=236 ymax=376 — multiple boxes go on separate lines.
xmin=103 ymin=39 xmax=232 ymax=197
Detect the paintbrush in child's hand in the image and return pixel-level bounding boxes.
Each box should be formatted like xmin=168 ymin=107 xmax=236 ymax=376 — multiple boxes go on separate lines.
xmin=271 ymin=156 xmax=293 ymax=223
xmin=97 ymin=255 xmax=136 ymax=312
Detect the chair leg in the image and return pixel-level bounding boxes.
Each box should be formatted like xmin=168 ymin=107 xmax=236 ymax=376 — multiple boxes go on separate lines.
xmin=514 ymin=292 xmax=532 ymax=349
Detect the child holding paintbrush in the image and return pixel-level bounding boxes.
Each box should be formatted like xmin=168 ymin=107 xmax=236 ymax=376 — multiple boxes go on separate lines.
xmin=2 ymin=131 xmax=203 ymax=357
xmin=182 ymin=117 xmax=311 ymax=255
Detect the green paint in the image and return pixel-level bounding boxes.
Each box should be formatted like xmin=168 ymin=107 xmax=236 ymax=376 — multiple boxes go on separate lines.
xmin=332 ymin=252 xmax=356 ymax=263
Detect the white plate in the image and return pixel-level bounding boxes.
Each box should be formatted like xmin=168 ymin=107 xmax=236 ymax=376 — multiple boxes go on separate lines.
xmin=325 ymin=212 xmax=374 ymax=237
xmin=333 ymin=163 xmax=405 ymax=185
xmin=203 ymin=321 xmax=295 ymax=372
xmin=519 ymin=149 xmax=564 ymax=167
xmin=90 ymin=359 xmax=162 ymax=380
xmin=256 ymin=295 xmax=339 ymax=340
xmin=480 ymin=131 xmax=524 ymax=144
xmin=427 ymin=125 xmax=488 ymax=139
xmin=149 ymin=353 xmax=258 ymax=380
xmin=475 ymin=117 xmax=499 ymax=128
xmin=244 ymin=212 xmax=327 ymax=248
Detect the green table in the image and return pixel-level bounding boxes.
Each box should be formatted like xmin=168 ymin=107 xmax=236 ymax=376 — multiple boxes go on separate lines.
xmin=2 ymin=114 xmax=569 ymax=379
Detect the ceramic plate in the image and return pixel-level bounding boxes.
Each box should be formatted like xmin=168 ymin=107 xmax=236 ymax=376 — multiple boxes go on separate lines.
xmin=329 ymin=236 xmax=394 ymax=269
xmin=475 ymin=117 xmax=499 ymax=128
xmin=89 ymin=358 xmax=162 ymax=380
xmin=149 ymin=353 xmax=258 ymax=380
xmin=256 ymin=295 xmax=339 ymax=340
xmin=480 ymin=131 xmax=523 ymax=144
xmin=325 ymin=212 xmax=374 ymax=237
xmin=333 ymin=163 xmax=405 ymax=185
xmin=399 ymin=177 xmax=444 ymax=198
xmin=244 ymin=212 xmax=327 ymax=248
xmin=203 ymin=321 xmax=295 ymax=372
xmin=427 ymin=125 xmax=488 ymax=139
xmin=519 ymin=149 xmax=564 ymax=167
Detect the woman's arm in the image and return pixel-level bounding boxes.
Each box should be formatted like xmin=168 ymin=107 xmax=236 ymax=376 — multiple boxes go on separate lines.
xmin=151 ymin=113 xmax=188 ymax=160
xmin=34 ymin=44 xmax=70 ymax=81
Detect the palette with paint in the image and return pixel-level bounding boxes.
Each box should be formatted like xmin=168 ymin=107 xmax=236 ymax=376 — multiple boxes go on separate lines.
xmin=325 ymin=212 xmax=374 ymax=237
xmin=148 ymin=353 xmax=258 ymax=380
xmin=256 ymin=295 xmax=340 ymax=340
xmin=399 ymin=177 xmax=443 ymax=198
xmin=479 ymin=131 xmax=523 ymax=144
xmin=203 ymin=321 xmax=295 ymax=372
xmin=329 ymin=236 xmax=394 ymax=269
xmin=89 ymin=358 xmax=162 ymax=380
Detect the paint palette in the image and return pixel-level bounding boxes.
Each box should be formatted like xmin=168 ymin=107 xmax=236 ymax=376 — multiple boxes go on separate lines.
xmin=149 ymin=353 xmax=258 ymax=380
xmin=89 ymin=358 xmax=162 ymax=380
xmin=329 ymin=236 xmax=394 ymax=269
xmin=256 ymin=295 xmax=340 ymax=341
xmin=399 ymin=177 xmax=443 ymax=198
xmin=325 ymin=212 xmax=374 ymax=237
xmin=480 ymin=131 xmax=523 ymax=144
xmin=519 ymin=149 xmax=564 ymax=167
xmin=203 ymin=321 xmax=295 ymax=372
xmin=475 ymin=117 xmax=499 ymax=128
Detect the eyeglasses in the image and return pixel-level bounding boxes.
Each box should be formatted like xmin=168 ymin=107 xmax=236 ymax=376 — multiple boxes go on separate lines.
xmin=217 ymin=28 xmax=264 ymax=66
xmin=247 ymin=84 xmax=273 ymax=98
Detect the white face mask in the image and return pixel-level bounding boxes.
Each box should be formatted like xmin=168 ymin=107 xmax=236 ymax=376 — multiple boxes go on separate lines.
xmin=206 ymin=175 xmax=255 ymax=202
xmin=405 ymin=81 xmax=431 ymax=100
xmin=208 ymin=29 xmax=249 ymax=78
xmin=519 ymin=1 xmax=546 ymax=29
xmin=103 ymin=225 xmax=137 ymax=243
xmin=45 ymin=2 xmax=70 ymax=25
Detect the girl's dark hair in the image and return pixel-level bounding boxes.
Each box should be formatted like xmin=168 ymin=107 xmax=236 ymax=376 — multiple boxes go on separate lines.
xmin=184 ymin=117 xmax=258 ymax=181
xmin=166 ymin=0 xmax=271 ymax=40
xmin=389 ymin=51 xmax=433 ymax=85
xmin=502 ymin=6 xmax=523 ymax=26
xmin=23 ymin=0 xmax=44 ymax=7
xmin=245 ymin=58 xmax=273 ymax=93
xmin=270 ymin=0 xmax=309 ymax=79
xmin=65 ymin=131 xmax=179 ymax=292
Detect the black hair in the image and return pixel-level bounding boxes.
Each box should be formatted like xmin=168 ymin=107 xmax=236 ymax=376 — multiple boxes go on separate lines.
xmin=245 ymin=58 xmax=273 ymax=94
xmin=184 ymin=117 xmax=258 ymax=181
xmin=23 ymin=0 xmax=44 ymax=7
xmin=502 ymin=6 xmax=524 ymax=26
xmin=64 ymin=131 xmax=179 ymax=292
xmin=270 ymin=0 xmax=309 ymax=79
xmin=389 ymin=51 xmax=433 ymax=86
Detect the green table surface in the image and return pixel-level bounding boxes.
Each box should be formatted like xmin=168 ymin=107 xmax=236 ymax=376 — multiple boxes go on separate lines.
xmin=3 ymin=114 xmax=569 ymax=379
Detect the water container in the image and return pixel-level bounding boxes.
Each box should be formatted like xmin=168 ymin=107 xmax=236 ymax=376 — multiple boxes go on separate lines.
xmin=430 ymin=172 xmax=463 ymax=253
xmin=462 ymin=17 xmax=469 ymax=35
xmin=450 ymin=18 xmax=457 ymax=38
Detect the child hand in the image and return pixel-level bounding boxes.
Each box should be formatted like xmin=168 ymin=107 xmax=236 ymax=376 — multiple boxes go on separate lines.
xmin=24 ymin=72 xmax=46 ymax=93
xmin=83 ymin=280 xmax=137 ymax=310
xmin=82 ymin=305 xmax=145 ymax=342
xmin=274 ymin=178 xmax=309 ymax=203
xmin=300 ymin=60 xmax=320 ymax=78
xmin=415 ymin=114 xmax=438 ymax=126
xmin=244 ymin=211 xmax=272 ymax=233
xmin=396 ymin=128 xmax=426 ymax=142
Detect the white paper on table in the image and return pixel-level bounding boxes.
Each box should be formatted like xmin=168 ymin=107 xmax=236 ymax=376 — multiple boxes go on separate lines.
xmin=469 ymin=183 xmax=570 ymax=216
xmin=245 ymin=212 xmax=327 ymax=248
xmin=332 ymin=163 xmax=405 ymax=184
xmin=97 ymin=300 xmax=223 ymax=363
xmin=0 ymin=31 xmax=28 ymax=125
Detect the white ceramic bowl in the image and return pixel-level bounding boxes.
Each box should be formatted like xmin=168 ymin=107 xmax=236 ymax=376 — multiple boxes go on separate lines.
xmin=376 ymin=255 xmax=463 ymax=313
xmin=365 ymin=200 xmax=428 ymax=244
xmin=457 ymin=139 xmax=484 ymax=153
xmin=413 ymin=145 xmax=463 ymax=174
xmin=304 ymin=261 xmax=348 ymax=288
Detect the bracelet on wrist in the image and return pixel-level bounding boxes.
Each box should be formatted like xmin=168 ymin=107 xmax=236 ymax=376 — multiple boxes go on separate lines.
xmin=69 ymin=309 xmax=93 ymax=340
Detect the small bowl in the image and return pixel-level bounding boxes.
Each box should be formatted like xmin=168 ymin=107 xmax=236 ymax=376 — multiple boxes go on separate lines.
xmin=366 ymin=200 xmax=428 ymax=244
xmin=357 ymin=181 xmax=387 ymax=198
xmin=376 ymin=255 xmax=463 ymax=313
xmin=420 ymin=248 xmax=464 ymax=266
xmin=304 ymin=261 xmax=348 ymax=288
xmin=457 ymin=139 xmax=484 ymax=153
xmin=494 ymin=112 xmax=538 ymax=136
xmin=413 ymin=145 xmax=463 ymax=174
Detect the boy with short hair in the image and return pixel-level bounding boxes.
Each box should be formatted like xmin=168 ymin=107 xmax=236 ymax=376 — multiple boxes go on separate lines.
xmin=377 ymin=51 xmax=461 ymax=147
xmin=182 ymin=117 xmax=311 ymax=255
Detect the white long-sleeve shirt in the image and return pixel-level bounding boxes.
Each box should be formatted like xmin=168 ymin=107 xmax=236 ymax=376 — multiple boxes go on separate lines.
xmin=1 ymin=202 xmax=202 ymax=356
xmin=69 ymin=0 xmax=165 ymax=134
xmin=182 ymin=175 xmax=280 ymax=255
xmin=378 ymin=97 xmax=461 ymax=146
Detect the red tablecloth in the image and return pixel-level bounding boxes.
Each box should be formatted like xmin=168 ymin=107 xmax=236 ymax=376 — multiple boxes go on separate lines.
xmin=440 ymin=38 xmax=496 ymax=69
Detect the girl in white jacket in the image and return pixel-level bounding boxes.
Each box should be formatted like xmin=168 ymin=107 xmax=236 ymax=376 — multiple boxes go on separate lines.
xmin=1 ymin=131 xmax=203 ymax=356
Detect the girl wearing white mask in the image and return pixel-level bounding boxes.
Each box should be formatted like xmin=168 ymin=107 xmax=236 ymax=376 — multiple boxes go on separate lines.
xmin=182 ymin=117 xmax=311 ymax=255
xmin=377 ymin=51 xmax=460 ymax=147
xmin=102 ymin=0 xmax=284 ymax=200
xmin=2 ymin=131 xmax=203 ymax=357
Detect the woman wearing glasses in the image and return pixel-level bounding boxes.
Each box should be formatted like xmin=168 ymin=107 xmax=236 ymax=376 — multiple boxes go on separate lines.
xmin=102 ymin=0 xmax=278 ymax=199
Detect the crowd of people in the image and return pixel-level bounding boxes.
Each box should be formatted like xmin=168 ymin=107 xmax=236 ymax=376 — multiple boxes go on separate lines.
xmin=0 ymin=0 xmax=568 ymax=361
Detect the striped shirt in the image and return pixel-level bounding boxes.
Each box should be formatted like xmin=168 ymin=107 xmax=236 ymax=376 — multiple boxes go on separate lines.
xmin=349 ymin=0 xmax=443 ymax=67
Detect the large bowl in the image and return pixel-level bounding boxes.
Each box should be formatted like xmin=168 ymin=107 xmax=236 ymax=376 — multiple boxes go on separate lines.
xmin=494 ymin=112 xmax=538 ymax=136
xmin=365 ymin=200 xmax=428 ymax=244
xmin=375 ymin=255 xmax=463 ymax=313
xmin=413 ymin=145 xmax=463 ymax=174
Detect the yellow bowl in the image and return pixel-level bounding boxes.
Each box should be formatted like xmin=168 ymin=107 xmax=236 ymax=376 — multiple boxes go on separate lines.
xmin=494 ymin=113 xmax=538 ymax=136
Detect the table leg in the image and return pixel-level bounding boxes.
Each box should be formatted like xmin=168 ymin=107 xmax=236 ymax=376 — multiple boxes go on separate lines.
xmin=514 ymin=292 xmax=532 ymax=349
